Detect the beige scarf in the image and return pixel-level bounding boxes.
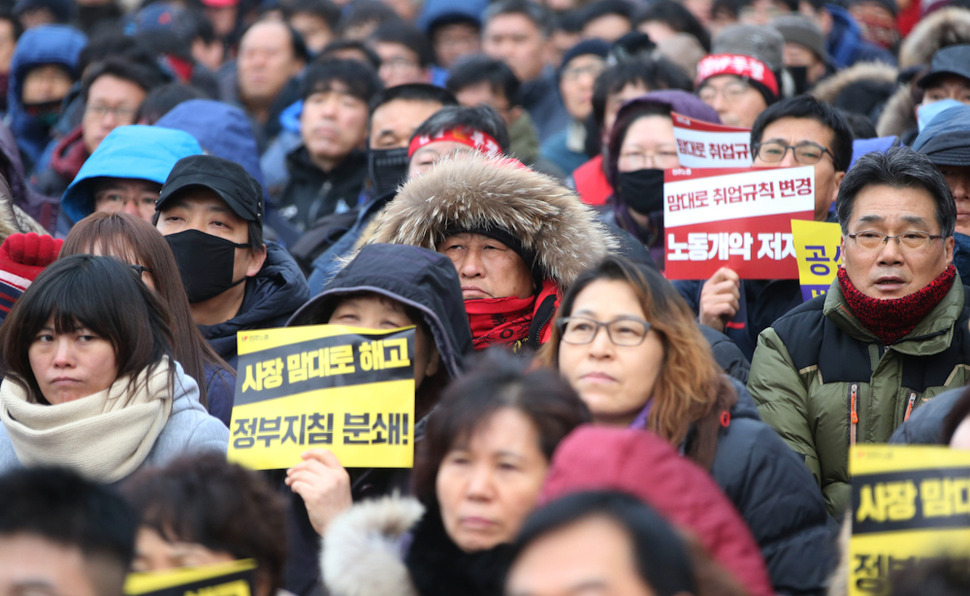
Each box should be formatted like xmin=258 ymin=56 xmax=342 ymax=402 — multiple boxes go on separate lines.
xmin=0 ymin=358 xmax=175 ymax=483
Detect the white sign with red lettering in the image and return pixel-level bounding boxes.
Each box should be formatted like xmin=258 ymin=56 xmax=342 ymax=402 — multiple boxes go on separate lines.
xmin=671 ymin=112 xmax=752 ymax=167
xmin=664 ymin=166 xmax=815 ymax=280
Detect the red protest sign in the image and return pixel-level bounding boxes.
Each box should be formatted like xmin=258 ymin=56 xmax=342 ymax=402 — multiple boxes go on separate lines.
xmin=671 ymin=112 xmax=752 ymax=168
xmin=664 ymin=166 xmax=815 ymax=280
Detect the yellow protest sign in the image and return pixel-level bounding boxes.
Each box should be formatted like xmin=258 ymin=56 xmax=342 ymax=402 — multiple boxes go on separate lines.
xmin=791 ymin=219 xmax=842 ymax=302
xmin=125 ymin=559 xmax=256 ymax=595
xmin=229 ymin=325 xmax=415 ymax=470
xmin=848 ymin=445 xmax=970 ymax=595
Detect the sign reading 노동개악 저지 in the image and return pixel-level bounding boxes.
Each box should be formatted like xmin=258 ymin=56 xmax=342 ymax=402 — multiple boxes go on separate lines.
xmin=229 ymin=324 xmax=416 ymax=471
xmin=671 ymin=111 xmax=752 ymax=168
xmin=125 ymin=559 xmax=257 ymax=596
xmin=663 ymin=166 xmax=815 ymax=280
xmin=791 ymin=219 xmax=842 ymax=302
xmin=849 ymin=445 xmax=970 ymax=596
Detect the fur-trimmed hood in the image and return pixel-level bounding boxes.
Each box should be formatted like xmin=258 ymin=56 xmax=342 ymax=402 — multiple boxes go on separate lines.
xmin=322 ymin=495 xmax=423 ymax=596
xmin=876 ymin=85 xmax=917 ymax=138
xmin=898 ymin=7 xmax=970 ymax=69
xmin=359 ymin=153 xmax=617 ymax=289
xmin=812 ymin=61 xmax=898 ymax=105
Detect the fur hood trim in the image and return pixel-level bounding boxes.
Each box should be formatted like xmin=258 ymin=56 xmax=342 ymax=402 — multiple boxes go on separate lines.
xmin=875 ymin=85 xmax=915 ymax=138
xmin=360 ymin=153 xmax=618 ymax=288
xmin=898 ymin=7 xmax=970 ymax=69
xmin=811 ymin=61 xmax=898 ymax=105
xmin=322 ymin=495 xmax=424 ymax=596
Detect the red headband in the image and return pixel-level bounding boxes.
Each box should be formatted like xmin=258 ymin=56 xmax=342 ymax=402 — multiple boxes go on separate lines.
xmin=407 ymin=127 xmax=503 ymax=159
xmin=696 ymin=53 xmax=779 ymax=97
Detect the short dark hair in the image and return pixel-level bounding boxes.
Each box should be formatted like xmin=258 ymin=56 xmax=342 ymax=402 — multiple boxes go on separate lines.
xmin=579 ymin=0 xmax=635 ymax=26
xmin=135 ymin=82 xmax=207 ymax=124
xmin=836 ymin=146 xmax=956 ymax=237
xmin=123 ymin=454 xmax=287 ymax=595
xmin=318 ymin=38 xmax=382 ymax=69
xmin=241 ymin=19 xmax=311 ymax=63
xmin=0 ymin=255 xmax=175 ymax=403
xmin=369 ymin=83 xmax=457 ymax=115
xmin=750 ymin=94 xmax=854 ymax=173
xmin=81 ymin=57 xmax=167 ymax=103
xmin=410 ymin=104 xmax=512 ymax=153
xmin=336 ymin=0 xmax=402 ymax=38
xmin=282 ymin=0 xmax=341 ymax=30
xmin=301 ymin=57 xmax=383 ymax=102
xmin=510 ymin=491 xmax=697 ymax=596
xmin=446 ymin=54 xmax=520 ymax=108
xmin=483 ymin=0 xmax=553 ymax=37
xmin=632 ymin=0 xmax=711 ymax=52
xmin=0 ymin=467 xmax=137 ymax=596
xmin=411 ymin=350 xmax=589 ymax=504
xmin=78 ymin=29 xmax=158 ymax=74
xmin=368 ymin=21 xmax=434 ymax=67
xmin=591 ymin=57 xmax=693 ymax=128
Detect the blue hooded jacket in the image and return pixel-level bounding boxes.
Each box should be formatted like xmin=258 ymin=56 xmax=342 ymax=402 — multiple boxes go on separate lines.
xmin=6 ymin=25 xmax=86 ymax=171
xmin=60 ymin=125 xmax=203 ymax=224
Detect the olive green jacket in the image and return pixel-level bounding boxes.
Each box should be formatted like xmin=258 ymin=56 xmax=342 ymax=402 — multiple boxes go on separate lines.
xmin=748 ymin=277 xmax=970 ymax=516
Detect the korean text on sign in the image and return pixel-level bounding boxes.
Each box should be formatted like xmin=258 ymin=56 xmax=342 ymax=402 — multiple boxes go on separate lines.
xmin=671 ymin=111 xmax=752 ymax=168
xmin=229 ymin=325 xmax=416 ymax=470
xmin=791 ymin=220 xmax=842 ymax=302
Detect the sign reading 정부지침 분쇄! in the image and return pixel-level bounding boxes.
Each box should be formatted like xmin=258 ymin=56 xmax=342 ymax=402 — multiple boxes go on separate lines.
xmin=671 ymin=111 xmax=752 ymax=168
xmin=791 ymin=219 xmax=842 ymax=302
xmin=229 ymin=324 xmax=416 ymax=471
xmin=664 ymin=166 xmax=815 ymax=280
xmin=849 ymin=445 xmax=970 ymax=596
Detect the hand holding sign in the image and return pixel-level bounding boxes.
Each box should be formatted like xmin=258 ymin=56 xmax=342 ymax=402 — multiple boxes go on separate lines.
xmin=698 ymin=267 xmax=741 ymax=332
xmin=286 ymin=449 xmax=353 ymax=536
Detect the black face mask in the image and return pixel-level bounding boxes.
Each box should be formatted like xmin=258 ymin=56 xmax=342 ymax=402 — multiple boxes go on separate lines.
xmin=616 ymin=168 xmax=665 ymax=215
xmin=166 ymin=229 xmax=250 ymax=304
xmin=367 ymin=147 xmax=410 ymax=197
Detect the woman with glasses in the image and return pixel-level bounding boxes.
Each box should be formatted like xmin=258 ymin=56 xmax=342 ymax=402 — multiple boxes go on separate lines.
xmin=536 ymin=254 xmax=837 ymax=595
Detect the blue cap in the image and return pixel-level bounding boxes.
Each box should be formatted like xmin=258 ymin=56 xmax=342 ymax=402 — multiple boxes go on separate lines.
xmin=913 ymin=103 xmax=970 ymax=166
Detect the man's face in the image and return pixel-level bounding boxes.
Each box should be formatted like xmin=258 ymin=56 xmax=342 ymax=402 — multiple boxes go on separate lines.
xmin=697 ymin=74 xmax=768 ymax=128
xmin=369 ymin=98 xmax=443 ymax=149
xmin=0 ymin=534 xmax=101 ymax=596
xmin=93 ymin=178 xmax=162 ymax=222
xmin=602 ymin=81 xmax=649 ymax=144
xmin=753 ymin=117 xmax=844 ymax=221
xmin=82 ymin=75 xmax=146 ymax=154
xmin=842 ymin=183 xmax=953 ymax=299
xmin=936 ymin=164 xmax=970 ymax=236
xmin=21 ymin=64 xmax=73 ymax=105
xmin=408 ymin=140 xmax=478 ymax=178
xmin=0 ymin=19 xmax=14 ymax=73
xmin=289 ymin=12 xmax=333 ymax=54
xmin=739 ymin=0 xmax=791 ymax=24
xmin=454 ymin=81 xmax=515 ymax=129
xmin=783 ymin=43 xmax=826 ymax=85
xmin=156 ymin=188 xmax=266 ymax=285
xmin=204 ymin=3 xmax=238 ymax=37
xmin=433 ymin=23 xmax=481 ymax=69
xmin=483 ymin=13 xmax=548 ymax=83
xmin=560 ymin=54 xmax=606 ymax=120
xmin=238 ymin=21 xmax=304 ymax=108
xmin=300 ymin=82 xmax=369 ymax=169
xmin=505 ymin=516 xmax=656 ymax=596
xmin=373 ymin=42 xmax=429 ymax=88
xmin=438 ymin=232 xmax=534 ymax=300
xmin=921 ymin=74 xmax=970 ymax=106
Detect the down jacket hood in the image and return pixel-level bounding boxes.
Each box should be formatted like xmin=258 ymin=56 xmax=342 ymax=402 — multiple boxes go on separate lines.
xmin=360 ymin=153 xmax=617 ymax=290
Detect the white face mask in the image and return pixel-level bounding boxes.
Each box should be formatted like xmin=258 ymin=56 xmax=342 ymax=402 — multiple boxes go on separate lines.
xmin=917 ymin=98 xmax=963 ymax=132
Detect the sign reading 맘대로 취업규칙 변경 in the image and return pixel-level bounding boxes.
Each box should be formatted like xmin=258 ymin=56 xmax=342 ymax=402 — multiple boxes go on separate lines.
xmin=229 ymin=324 xmax=416 ymax=471
xmin=848 ymin=445 xmax=970 ymax=596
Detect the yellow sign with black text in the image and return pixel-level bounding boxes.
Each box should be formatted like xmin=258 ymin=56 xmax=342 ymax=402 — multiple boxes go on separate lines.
xmin=125 ymin=559 xmax=256 ymax=595
xmin=228 ymin=325 xmax=415 ymax=470
xmin=848 ymin=445 xmax=970 ymax=595
xmin=791 ymin=219 xmax=842 ymax=302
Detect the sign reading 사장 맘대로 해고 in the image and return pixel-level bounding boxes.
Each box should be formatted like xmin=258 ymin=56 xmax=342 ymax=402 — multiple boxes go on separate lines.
xmin=229 ymin=324 xmax=415 ymax=470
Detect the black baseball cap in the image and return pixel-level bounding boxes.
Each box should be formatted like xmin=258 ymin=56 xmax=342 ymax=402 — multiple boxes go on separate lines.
xmin=918 ymin=44 xmax=970 ymax=89
xmin=156 ymin=154 xmax=264 ymax=225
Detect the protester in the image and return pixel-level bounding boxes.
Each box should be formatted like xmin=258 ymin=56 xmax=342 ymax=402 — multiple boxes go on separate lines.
xmin=123 ymin=453 xmax=287 ymax=596
xmin=771 ymin=14 xmax=833 ymax=93
xmin=0 ymin=232 xmax=62 ymax=323
xmin=362 ymin=151 xmax=615 ymax=351
xmin=283 ymin=0 xmax=340 ymax=55
xmin=368 ymin=21 xmax=434 ymax=88
xmin=536 ymin=254 xmax=836 ymax=593
xmin=749 ymin=146 xmax=970 ymax=516
xmin=420 ymin=0 xmax=483 ymax=73
xmin=0 ymin=122 xmax=59 ymax=233
xmin=577 ymin=0 xmax=633 ymax=42
xmin=0 ymin=467 xmax=137 ymax=596
xmin=59 ymin=125 xmax=203 ymax=226
xmin=321 ymin=352 xmax=590 ymax=595
xmin=0 ymin=255 xmax=228 ymax=483
xmin=61 ymin=212 xmax=235 ymax=426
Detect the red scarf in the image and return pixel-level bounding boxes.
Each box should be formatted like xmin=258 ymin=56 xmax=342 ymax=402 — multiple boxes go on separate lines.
xmin=465 ymin=280 xmax=559 ymax=350
xmin=837 ymin=265 xmax=956 ymax=345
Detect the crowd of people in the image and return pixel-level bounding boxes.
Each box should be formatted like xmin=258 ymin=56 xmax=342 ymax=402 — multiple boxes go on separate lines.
xmin=2 ymin=0 xmax=970 ymax=593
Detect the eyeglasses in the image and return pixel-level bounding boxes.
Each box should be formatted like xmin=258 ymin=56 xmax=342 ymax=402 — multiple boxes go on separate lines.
xmin=697 ymin=81 xmax=751 ymax=104
xmin=562 ymin=61 xmax=606 ymax=82
xmin=129 ymin=264 xmax=151 ymax=278
xmin=618 ymin=148 xmax=680 ymax=170
xmin=380 ymin=56 xmax=419 ymax=71
xmin=754 ymin=141 xmax=833 ymax=165
xmin=557 ymin=316 xmax=652 ymax=346
xmin=847 ymin=231 xmax=945 ymax=251
xmin=85 ymin=104 xmax=137 ymax=121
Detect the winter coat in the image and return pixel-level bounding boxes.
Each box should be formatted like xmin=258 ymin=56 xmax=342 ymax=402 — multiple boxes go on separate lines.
xmin=519 ymin=66 xmax=570 ymax=144
xmin=0 ymin=120 xmax=57 ymax=233
xmin=0 ymin=362 xmax=228 ymax=482
xmin=748 ymin=277 xmax=970 ymax=516
xmin=203 ymin=362 xmax=235 ymax=427
xmin=200 ymin=242 xmax=310 ymax=369
xmin=570 ymin=154 xmax=612 ymax=207
xmin=810 ymin=61 xmax=898 ymax=127
xmin=825 ymin=4 xmax=896 ymax=69
xmin=278 ymin=146 xmax=367 ymax=232
xmin=33 ymin=124 xmax=86 ymax=216
xmin=5 ymin=25 xmax=86 ymax=172
xmin=358 ymin=153 xmax=616 ymax=350
xmin=888 ymin=386 xmax=965 ymax=445
xmin=59 ymin=125 xmax=203 ymax=224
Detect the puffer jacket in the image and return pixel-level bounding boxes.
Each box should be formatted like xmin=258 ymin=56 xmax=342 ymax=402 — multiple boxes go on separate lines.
xmin=748 ymin=276 xmax=970 ymax=516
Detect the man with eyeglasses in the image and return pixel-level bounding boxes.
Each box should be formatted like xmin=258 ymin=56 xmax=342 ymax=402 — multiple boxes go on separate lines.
xmin=748 ymin=147 xmax=970 ymax=516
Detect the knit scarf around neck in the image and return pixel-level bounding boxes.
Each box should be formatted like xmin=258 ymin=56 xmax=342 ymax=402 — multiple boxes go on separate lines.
xmin=0 ymin=358 xmax=174 ymax=483
xmin=465 ymin=294 xmax=536 ymax=350
xmin=837 ymin=265 xmax=956 ymax=345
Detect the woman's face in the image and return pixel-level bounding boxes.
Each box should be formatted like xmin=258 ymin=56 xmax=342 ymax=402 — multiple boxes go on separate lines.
xmin=558 ymin=279 xmax=665 ymax=427
xmin=28 ymin=315 xmax=118 ymax=404
xmin=132 ymin=527 xmax=235 ymax=572
xmin=328 ymin=293 xmax=439 ymax=386
xmin=436 ymin=407 xmax=548 ymax=552
xmin=617 ymin=115 xmax=680 ymax=172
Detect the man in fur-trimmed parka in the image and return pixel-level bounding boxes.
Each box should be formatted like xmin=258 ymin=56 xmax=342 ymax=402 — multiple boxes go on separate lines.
xmin=360 ymin=151 xmax=616 ymax=351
